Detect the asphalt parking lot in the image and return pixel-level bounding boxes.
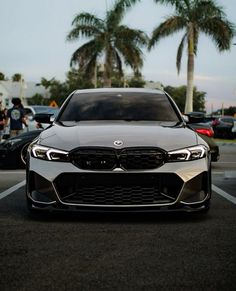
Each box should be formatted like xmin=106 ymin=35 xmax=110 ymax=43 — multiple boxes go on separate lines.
xmin=212 ymin=142 xmax=236 ymax=201
xmin=0 ymin=143 xmax=235 ymax=291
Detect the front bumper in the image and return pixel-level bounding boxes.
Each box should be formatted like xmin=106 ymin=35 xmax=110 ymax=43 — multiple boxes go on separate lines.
xmin=0 ymin=146 xmax=8 ymax=168
xmin=0 ymin=146 xmax=16 ymax=168
xmin=26 ymin=156 xmax=211 ymax=213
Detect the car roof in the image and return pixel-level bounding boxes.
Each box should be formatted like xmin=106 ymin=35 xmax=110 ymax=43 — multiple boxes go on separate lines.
xmin=24 ymin=105 xmax=59 ymax=113
xmin=74 ymin=88 xmax=164 ymax=95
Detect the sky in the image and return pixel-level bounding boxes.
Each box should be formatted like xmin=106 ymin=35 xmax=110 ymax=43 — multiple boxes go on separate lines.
xmin=0 ymin=0 xmax=235 ymax=113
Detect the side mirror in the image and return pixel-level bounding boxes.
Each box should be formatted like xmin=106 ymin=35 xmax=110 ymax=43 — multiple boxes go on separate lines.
xmin=182 ymin=115 xmax=189 ymax=123
xmin=34 ymin=113 xmax=54 ymax=124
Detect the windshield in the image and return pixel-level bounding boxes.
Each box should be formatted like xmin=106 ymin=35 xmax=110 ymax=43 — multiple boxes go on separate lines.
xmin=58 ymin=92 xmax=180 ymax=122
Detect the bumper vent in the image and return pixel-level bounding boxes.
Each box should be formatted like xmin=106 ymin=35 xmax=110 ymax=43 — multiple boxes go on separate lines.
xmin=54 ymin=173 xmax=183 ymax=206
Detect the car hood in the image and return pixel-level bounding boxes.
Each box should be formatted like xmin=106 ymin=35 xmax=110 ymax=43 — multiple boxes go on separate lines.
xmin=38 ymin=121 xmax=200 ymax=152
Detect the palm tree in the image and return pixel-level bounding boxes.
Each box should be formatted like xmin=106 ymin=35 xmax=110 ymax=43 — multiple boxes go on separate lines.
xmin=149 ymin=0 xmax=235 ymax=113
xmin=0 ymin=72 xmax=5 ymax=81
xmin=67 ymin=0 xmax=147 ymax=87
xmin=12 ymin=73 xmax=22 ymax=82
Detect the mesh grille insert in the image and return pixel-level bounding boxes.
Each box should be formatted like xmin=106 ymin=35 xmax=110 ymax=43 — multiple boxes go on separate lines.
xmin=54 ymin=173 xmax=183 ymax=206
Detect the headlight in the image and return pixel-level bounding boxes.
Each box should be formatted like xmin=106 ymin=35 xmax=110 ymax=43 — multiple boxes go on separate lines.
xmin=31 ymin=145 xmax=69 ymax=162
xmin=167 ymin=145 xmax=207 ymax=162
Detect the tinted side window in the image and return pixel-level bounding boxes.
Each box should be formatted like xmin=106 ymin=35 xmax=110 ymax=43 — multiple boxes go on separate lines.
xmin=221 ymin=118 xmax=233 ymax=125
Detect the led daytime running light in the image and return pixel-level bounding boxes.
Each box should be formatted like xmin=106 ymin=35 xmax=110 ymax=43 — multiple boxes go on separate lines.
xmin=168 ymin=145 xmax=207 ymax=162
xmin=32 ymin=145 xmax=69 ymax=161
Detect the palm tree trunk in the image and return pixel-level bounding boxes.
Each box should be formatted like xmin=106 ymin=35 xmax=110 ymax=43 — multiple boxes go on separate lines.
xmin=185 ymin=53 xmax=194 ymax=113
xmin=103 ymin=47 xmax=112 ymax=87
xmin=185 ymin=24 xmax=194 ymax=113
xmin=93 ymin=62 xmax=97 ymax=88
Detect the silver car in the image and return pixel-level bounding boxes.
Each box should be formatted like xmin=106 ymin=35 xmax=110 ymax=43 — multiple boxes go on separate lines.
xmin=26 ymin=88 xmax=211 ymax=214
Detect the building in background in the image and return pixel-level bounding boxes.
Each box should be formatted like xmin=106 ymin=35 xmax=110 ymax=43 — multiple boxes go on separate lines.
xmin=144 ymin=81 xmax=163 ymax=90
xmin=0 ymin=81 xmax=49 ymax=108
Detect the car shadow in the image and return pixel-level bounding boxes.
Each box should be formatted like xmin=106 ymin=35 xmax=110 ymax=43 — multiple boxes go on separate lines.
xmin=25 ymin=208 xmax=211 ymax=224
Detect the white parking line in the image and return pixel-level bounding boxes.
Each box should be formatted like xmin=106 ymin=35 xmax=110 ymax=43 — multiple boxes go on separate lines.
xmin=216 ymin=162 xmax=236 ymax=164
xmin=212 ymin=172 xmax=224 ymax=175
xmin=212 ymin=184 xmax=236 ymax=205
xmin=0 ymin=180 xmax=26 ymax=200
xmin=0 ymin=171 xmax=25 ymax=174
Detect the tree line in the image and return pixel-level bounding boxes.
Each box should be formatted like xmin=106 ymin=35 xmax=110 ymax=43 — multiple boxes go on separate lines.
xmin=29 ymin=71 xmax=207 ymax=113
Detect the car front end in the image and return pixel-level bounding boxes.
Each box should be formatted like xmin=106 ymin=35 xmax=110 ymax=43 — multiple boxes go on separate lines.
xmin=26 ymin=89 xmax=211 ymax=214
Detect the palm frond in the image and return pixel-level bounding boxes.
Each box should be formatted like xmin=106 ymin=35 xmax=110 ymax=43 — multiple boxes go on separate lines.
xmin=153 ymin=0 xmax=179 ymax=5
xmin=106 ymin=0 xmax=141 ymax=31
xmin=67 ymin=25 xmax=101 ymax=41
xmin=201 ymin=17 xmax=235 ymax=51
xmin=116 ymin=25 xmax=149 ymax=46
xmin=176 ymin=33 xmax=187 ymax=74
xmin=118 ymin=42 xmax=144 ymax=71
xmin=83 ymin=55 xmax=98 ymax=78
xmin=193 ymin=0 xmax=226 ymax=20
xmin=153 ymin=0 xmax=189 ymax=13
xmin=113 ymin=50 xmax=123 ymax=76
xmin=70 ymin=40 xmax=102 ymax=68
xmin=67 ymin=13 xmax=104 ymax=41
xmin=72 ymin=13 xmax=103 ymax=28
xmin=149 ymin=15 xmax=186 ymax=49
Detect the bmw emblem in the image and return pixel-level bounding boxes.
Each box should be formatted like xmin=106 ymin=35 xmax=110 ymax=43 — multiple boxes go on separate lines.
xmin=114 ymin=140 xmax=123 ymax=147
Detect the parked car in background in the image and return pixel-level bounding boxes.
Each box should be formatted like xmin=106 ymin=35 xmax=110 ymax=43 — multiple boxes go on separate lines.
xmin=0 ymin=130 xmax=42 ymax=168
xmin=26 ymin=88 xmax=212 ymax=214
xmin=189 ymin=123 xmax=219 ymax=162
xmin=23 ymin=105 xmax=59 ymax=132
xmin=185 ymin=112 xmax=220 ymax=162
xmin=212 ymin=116 xmax=236 ymax=139
xmin=2 ymin=105 xmax=59 ymax=140
xmin=0 ymin=106 xmax=59 ymax=168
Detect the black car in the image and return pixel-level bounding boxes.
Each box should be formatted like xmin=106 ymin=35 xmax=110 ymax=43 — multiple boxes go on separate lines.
xmin=185 ymin=112 xmax=220 ymax=162
xmin=212 ymin=116 xmax=236 ymax=139
xmin=26 ymin=88 xmax=212 ymax=214
xmin=0 ymin=130 xmax=42 ymax=169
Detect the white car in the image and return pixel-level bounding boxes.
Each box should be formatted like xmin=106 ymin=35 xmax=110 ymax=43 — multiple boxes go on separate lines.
xmin=26 ymin=88 xmax=211 ymax=214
